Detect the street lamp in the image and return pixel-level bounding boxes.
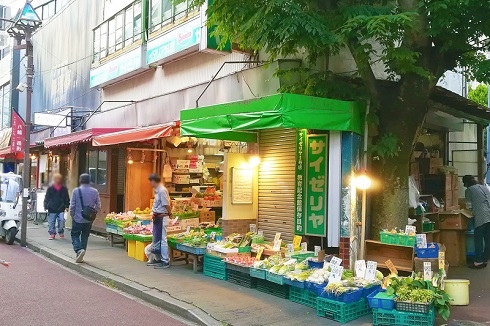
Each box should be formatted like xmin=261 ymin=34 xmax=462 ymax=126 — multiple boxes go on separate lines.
xmin=7 ymin=1 xmax=42 ymax=247
xmin=355 ymin=169 xmax=372 ymax=260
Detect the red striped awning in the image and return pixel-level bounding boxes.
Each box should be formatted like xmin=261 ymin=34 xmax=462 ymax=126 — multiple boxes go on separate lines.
xmin=44 ymin=128 xmax=131 ymax=149
xmin=92 ymin=123 xmax=175 ymax=147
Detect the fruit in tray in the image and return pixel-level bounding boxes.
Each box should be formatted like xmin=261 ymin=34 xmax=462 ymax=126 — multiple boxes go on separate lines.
xmin=123 ymin=224 xmax=152 ymax=235
xmin=106 ymin=211 xmax=136 ymax=221
xmin=134 ymin=207 xmax=151 ymax=214
xmin=223 ymin=255 xmax=256 ymax=267
xmin=286 ymin=269 xmax=314 ymax=281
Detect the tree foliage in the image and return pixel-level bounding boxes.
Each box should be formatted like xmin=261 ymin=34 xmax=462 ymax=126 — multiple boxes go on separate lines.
xmin=468 ymin=84 xmax=488 ymax=107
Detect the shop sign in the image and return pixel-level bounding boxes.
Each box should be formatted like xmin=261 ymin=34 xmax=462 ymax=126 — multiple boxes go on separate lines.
xmin=305 ymin=135 xmax=328 ymax=236
xmin=90 ymin=46 xmax=145 ymax=88
xmin=147 ymin=18 xmax=201 ymax=65
xmin=294 ymin=129 xmax=306 ymax=235
xmin=11 ymin=110 xmax=25 ymax=153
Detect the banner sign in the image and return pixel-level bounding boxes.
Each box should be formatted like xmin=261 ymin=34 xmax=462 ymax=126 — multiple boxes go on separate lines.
xmin=305 ymin=135 xmax=328 ymax=236
xmin=11 ymin=110 xmax=25 ymax=153
xmin=294 ymin=129 xmax=306 ymax=235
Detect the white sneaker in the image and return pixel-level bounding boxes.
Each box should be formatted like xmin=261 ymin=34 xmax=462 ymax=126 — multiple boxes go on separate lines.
xmin=76 ymin=249 xmax=86 ymax=263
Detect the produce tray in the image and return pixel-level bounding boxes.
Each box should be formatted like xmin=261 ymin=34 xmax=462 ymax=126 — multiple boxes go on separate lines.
xmin=415 ymin=243 xmax=439 ymax=259
xmin=266 ymin=271 xmax=285 ymax=285
xmin=379 ymin=232 xmax=399 ymax=245
xmin=289 ymin=287 xmax=317 ymax=308
xmin=168 ymin=238 xmax=179 ymax=249
xmin=367 ymin=289 xmax=395 ymax=310
xmin=256 ymin=279 xmax=289 ymax=299
xmin=320 ymin=288 xmax=363 ymax=303
xmin=396 ymin=301 xmax=433 ymax=314
xmin=249 ymin=268 xmax=266 ymax=280
xmin=284 ymin=278 xmax=306 ymax=289
xmin=362 ymin=284 xmax=381 ymax=298
xmin=316 ymin=297 xmax=371 ymax=324
xmin=203 ymin=227 xmax=222 ymax=235
xmin=203 ymin=254 xmax=227 ymax=280
xmin=122 ymin=233 xmax=136 ymax=240
xmin=176 ymin=243 xmax=207 ymax=255
xmin=372 ymin=308 xmax=435 ymax=326
xmin=291 ymin=252 xmax=315 ymax=261
xmin=226 ymin=263 xmax=250 ymax=275
xmin=226 ymin=269 xmax=257 ymax=288
xmin=305 ymin=282 xmax=327 ymax=296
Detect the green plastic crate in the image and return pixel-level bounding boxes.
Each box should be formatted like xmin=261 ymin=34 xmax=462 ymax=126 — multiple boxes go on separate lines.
xmin=316 ymin=297 xmax=371 ymax=324
xmin=379 ymin=232 xmax=399 ymax=245
xmin=227 ymin=269 xmax=257 ymax=288
xmin=289 ymin=287 xmax=317 ymax=308
xmin=422 ymin=222 xmax=435 ymax=232
xmin=256 ymin=279 xmax=289 ymax=299
xmin=266 ymin=271 xmax=285 ymax=285
xmin=372 ymin=308 xmax=435 ymax=326
xmin=226 ymin=263 xmax=250 ymax=274
xmin=291 ymin=252 xmax=315 ymax=261
xmin=250 ymin=268 xmax=266 ymax=279
xmin=203 ymin=254 xmax=227 ymax=280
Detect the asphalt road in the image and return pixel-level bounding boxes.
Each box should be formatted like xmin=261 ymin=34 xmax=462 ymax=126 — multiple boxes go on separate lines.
xmin=0 ymin=243 xmax=190 ymax=326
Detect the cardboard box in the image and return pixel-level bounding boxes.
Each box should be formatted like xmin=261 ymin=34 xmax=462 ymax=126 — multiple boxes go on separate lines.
xmin=414 ymin=243 xmax=446 ymax=272
xmin=440 ymin=230 xmax=466 ymax=267
xmin=172 ymin=174 xmax=190 ymax=184
xmin=203 ymin=199 xmax=223 ymax=207
xmin=179 ymin=217 xmax=200 ymax=229
xmin=200 ymin=210 xmax=216 ymax=223
xmin=439 ymin=212 xmax=468 ymax=230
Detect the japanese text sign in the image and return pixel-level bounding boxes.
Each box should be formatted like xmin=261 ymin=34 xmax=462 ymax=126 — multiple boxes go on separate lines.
xmin=365 ymin=261 xmax=378 ymax=281
xmin=294 ymin=129 xmax=306 ymax=235
xmin=11 ymin=110 xmax=25 ymax=153
xmin=329 ymin=265 xmax=343 ymax=283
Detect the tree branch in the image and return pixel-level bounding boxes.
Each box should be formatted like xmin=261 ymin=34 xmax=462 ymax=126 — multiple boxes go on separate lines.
xmin=347 ymin=38 xmax=379 ymax=105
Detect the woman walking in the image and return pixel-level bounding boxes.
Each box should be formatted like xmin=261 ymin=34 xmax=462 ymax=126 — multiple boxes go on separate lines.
xmin=44 ymin=173 xmax=70 ymax=240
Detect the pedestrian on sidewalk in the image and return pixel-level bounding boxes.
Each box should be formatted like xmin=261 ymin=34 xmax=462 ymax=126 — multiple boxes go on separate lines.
xmin=148 ymin=174 xmax=173 ymax=269
xmin=70 ymin=173 xmax=101 ymax=263
xmin=44 ymin=173 xmax=70 ymax=240
xmin=463 ymin=175 xmax=490 ymax=269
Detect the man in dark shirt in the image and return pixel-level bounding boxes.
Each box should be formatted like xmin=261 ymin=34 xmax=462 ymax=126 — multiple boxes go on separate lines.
xmin=44 ymin=173 xmax=70 ymax=240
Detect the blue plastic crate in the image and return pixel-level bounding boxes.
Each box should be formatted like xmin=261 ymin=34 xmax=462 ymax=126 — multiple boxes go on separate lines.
xmin=367 ymin=289 xmax=395 ymax=310
xmin=320 ymin=288 xmax=363 ymax=303
xmin=305 ymin=282 xmax=327 ymax=296
xmin=372 ymin=308 xmax=435 ymax=326
xmin=363 ymin=284 xmax=381 ymax=298
xmin=176 ymin=243 xmax=207 ymax=255
xmin=414 ymin=243 xmax=439 ymax=259
xmin=284 ymin=278 xmax=306 ymax=289
xmin=307 ymin=259 xmax=324 ymax=269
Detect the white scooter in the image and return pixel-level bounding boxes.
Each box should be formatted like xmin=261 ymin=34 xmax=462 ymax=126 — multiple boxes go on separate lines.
xmin=0 ymin=173 xmax=22 ymax=245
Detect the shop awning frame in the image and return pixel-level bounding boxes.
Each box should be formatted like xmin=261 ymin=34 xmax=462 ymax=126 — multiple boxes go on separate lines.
xmin=180 ymin=93 xmax=366 ymax=142
xmin=92 ymin=123 xmax=176 ymax=147
xmin=44 ymin=128 xmax=131 ymax=149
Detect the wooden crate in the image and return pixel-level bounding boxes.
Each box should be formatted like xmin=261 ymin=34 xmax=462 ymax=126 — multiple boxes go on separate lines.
xmin=439 ymin=212 xmax=468 ymax=230
xmin=365 ymin=240 xmax=414 ymax=272
xmin=439 ymin=230 xmax=466 ymax=266
xmin=200 ymin=211 xmax=216 ymax=223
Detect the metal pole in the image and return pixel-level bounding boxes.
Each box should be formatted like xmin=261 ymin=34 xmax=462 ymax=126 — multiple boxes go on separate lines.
xmin=359 ymin=189 xmax=367 ymax=259
xmin=20 ymin=29 xmax=33 ymax=248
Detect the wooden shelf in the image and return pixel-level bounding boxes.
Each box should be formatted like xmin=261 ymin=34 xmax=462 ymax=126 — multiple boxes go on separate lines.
xmin=365 ymin=240 xmax=414 ymax=272
xmin=422 ymin=230 xmax=440 ymax=234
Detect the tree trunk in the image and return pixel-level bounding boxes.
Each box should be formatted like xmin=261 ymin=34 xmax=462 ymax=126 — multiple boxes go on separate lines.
xmin=370 ymin=79 xmax=430 ymax=238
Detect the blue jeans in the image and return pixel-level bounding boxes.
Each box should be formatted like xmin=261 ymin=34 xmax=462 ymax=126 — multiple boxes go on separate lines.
xmin=475 ymin=222 xmax=490 ymax=263
xmin=71 ymin=221 xmax=92 ymax=254
xmin=48 ymin=213 xmax=65 ymax=235
xmin=160 ymin=217 xmax=169 ymax=264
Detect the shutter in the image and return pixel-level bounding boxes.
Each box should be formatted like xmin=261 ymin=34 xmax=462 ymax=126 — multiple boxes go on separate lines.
xmin=258 ymin=129 xmax=296 ymax=242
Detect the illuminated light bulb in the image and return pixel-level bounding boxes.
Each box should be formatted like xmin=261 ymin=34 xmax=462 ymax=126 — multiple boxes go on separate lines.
xmin=355 ymin=170 xmax=372 ymax=190
xmin=249 ymin=156 xmax=261 ymax=167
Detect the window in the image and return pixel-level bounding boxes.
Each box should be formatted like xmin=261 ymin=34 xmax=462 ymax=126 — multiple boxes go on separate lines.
xmin=150 ymin=0 xmax=194 ymax=32
xmin=87 ymin=150 xmax=108 ymax=188
xmin=36 ymin=0 xmax=71 ymax=21
xmin=93 ymin=1 xmax=142 ymax=62
xmin=0 ymin=83 xmax=10 ymax=129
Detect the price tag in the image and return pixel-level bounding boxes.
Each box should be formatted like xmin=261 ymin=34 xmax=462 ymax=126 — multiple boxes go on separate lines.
xmin=287 ymin=244 xmax=294 ymax=253
xmin=423 ymin=262 xmax=432 ymax=281
xmin=256 ymin=247 xmax=264 ymax=260
xmin=257 ymin=230 xmax=264 ymax=237
xmin=206 ymin=242 xmax=214 ymax=253
xmin=23 ymin=188 xmax=29 ymax=198
xmin=330 ymin=256 xmax=342 ymax=266
xmin=300 ymin=242 xmax=307 ymax=253
xmin=314 ymin=246 xmax=321 ymax=256
xmin=438 ymin=251 xmax=445 ymax=270
xmin=416 ymin=234 xmax=427 ymax=248
xmin=210 ymin=232 xmax=216 ymax=240
xmin=293 ymin=235 xmax=302 ymax=248
xmin=405 ymin=225 xmax=416 ymax=235
xmin=186 ymin=226 xmax=191 ymax=234
xmin=171 ymin=216 xmax=179 ymax=226
xmin=273 ymin=239 xmax=282 ymax=251
xmin=274 ymin=232 xmax=282 ymax=243
xmin=365 ymin=261 xmax=378 ymax=281
xmin=355 ymin=260 xmax=366 ymax=278
xmin=385 ymin=259 xmax=398 ymax=275
xmin=329 ymin=265 xmax=344 ymax=283
xmin=250 ymin=224 xmax=257 ymax=233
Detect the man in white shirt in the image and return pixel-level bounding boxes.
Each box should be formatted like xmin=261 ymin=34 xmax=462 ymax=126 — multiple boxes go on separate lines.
xmin=1 ymin=175 xmax=20 ymax=203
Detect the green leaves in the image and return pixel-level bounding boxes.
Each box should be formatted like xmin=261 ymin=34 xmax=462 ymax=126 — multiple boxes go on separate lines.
xmin=369 ymin=133 xmax=400 ymax=159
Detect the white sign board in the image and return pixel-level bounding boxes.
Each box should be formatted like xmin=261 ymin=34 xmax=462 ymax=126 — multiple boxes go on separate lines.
xmin=34 ymin=112 xmax=71 ymax=127
xmin=231 ymin=168 xmax=253 ymax=204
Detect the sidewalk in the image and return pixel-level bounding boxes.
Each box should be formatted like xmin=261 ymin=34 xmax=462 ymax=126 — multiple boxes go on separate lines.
xmin=21 ymin=222 xmax=490 ymax=326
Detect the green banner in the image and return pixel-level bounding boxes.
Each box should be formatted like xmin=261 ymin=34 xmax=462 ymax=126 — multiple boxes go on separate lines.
xmin=305 ymin=134 xmax=328 ymax=236
xmin=295 ymin=129 xmax=307 ymax=235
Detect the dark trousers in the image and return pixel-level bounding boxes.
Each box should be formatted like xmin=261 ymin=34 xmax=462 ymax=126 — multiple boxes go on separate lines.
xmin=474 ymin=222 xmax=490 ymax=263
xmin=71 ymin=221 xmax=92 ymax=254
xmin=152 ymin=216 xmax=163 ymax=255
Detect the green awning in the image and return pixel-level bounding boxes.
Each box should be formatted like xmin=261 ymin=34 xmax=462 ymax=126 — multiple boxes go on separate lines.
xmin=180 ymin=93 xmax=366 ymax=142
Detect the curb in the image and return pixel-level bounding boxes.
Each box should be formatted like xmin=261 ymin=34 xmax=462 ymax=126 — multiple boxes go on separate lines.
xmin=23 ymin=240 xmax=222 ymax=326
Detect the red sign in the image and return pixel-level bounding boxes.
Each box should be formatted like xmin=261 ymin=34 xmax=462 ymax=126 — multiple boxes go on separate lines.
xmin=11 ymin=110 xmax=25 ymax=153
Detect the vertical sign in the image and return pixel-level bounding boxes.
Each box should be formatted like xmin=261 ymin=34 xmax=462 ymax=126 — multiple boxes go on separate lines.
xmin=11 ymin=110 xmax=25 ymax=153
xmin=305 ymin=134 xmax=328 ymax=236
xmin=294 ymin=129 xmax=306 ymax=235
